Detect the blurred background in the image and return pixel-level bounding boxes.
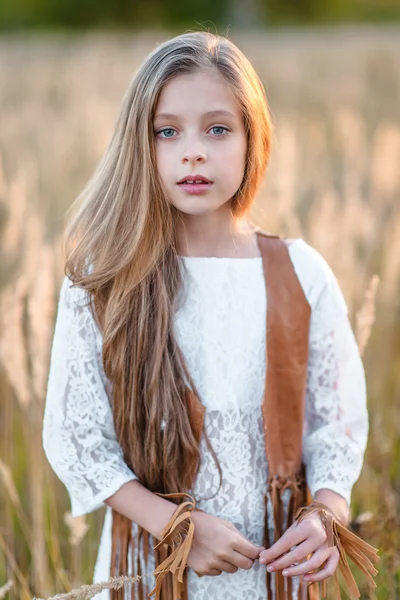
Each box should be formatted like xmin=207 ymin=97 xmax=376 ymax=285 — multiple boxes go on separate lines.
xmin=0 ymin=1 xmax=399 ymax=599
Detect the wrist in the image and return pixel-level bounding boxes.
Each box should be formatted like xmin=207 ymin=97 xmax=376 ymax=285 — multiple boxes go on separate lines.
xmin=150 ymin=492 xmax=197 ymax=541
xmin=313 ymin=488 xmax=349 ymax=525
xmin=191 ymin=507 xmax=205 ymax=526
xmin=149 ymin=498 xmax=181 ymax=541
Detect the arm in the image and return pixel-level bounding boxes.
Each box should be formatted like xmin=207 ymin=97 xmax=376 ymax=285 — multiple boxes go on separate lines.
xmin=104 ymin=479 xmax=179 ymax=541
xmin=302 ymin=275 xmax=369 ymax=523
xmin=313 ymin=488 xmax=348 ymax=526
xmin=42 ymin=275 xmax=263 ymax=585
xmin=42 ymin=276 xmax=176 ymax=528
xmin=259 ymin=247 xmax=378 ymax=592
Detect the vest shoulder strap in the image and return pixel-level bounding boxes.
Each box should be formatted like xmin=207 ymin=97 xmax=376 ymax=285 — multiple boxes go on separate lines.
xmin=251 ymin=225 xmax=281 ymax=239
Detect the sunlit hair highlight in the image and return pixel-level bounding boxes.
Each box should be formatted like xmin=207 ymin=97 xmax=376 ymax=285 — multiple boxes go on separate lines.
xmin=64 ymin=30 xmax=273 ymax=498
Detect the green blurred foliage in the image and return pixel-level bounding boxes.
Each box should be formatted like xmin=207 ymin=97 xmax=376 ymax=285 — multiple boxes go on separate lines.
xmin=0 ymin=0 xmax=400 ymax=30
xmin=265 ymin=0 xmax=400 ymax=25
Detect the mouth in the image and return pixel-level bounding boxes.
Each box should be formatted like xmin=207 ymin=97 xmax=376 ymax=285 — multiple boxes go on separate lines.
xmin=177 ymin=180 xmax=214 ymax=195
xmin=177 ymin=175 xmax=213 ymax=185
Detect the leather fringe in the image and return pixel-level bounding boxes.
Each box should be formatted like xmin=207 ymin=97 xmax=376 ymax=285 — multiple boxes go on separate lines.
xmin=264 ymin=473 xmax=337 ymax=600
xmin=265 ymin=473 xmax=313 ymax=600
xmin=110 ymin=513 xmax=155 ymax=599
xmin=263 ymin=491 xmax=273 ymax=600
xmin=111 ymin=487 xmax=379 ymax=600
xmin=110 ymin=509 xmax=135 ymax=600
xmin=295 ymin=501 xmax=380 ymax=599
xmin=148 ymin=492 xmax=196 ymax=600
xmin=110 ymin=493 xmax=194 ymax=600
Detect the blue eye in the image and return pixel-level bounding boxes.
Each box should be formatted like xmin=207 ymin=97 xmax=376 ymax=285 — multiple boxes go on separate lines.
xmin=210 ymin=126 xmax=229 ymax=136
xmin=155 ymin=126 xmax=229 ymax=139
xmin=156 ymin=128 xmax=176 ymax=139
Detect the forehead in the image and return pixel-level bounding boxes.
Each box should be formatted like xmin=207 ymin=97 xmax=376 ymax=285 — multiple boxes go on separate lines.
xmin=154 ymin=70 xmax=241 ymax=120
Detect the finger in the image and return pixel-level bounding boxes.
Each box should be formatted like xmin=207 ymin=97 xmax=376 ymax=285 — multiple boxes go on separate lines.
xmin=194 ymin=570 xmax=205 ymax=577
xmin=194 ymin=568 xmax=222 ymax=577
xmin=216 ymin=559 xmax=240 ymax=574
xmin=237 ymin=529 xmax=265 ymax=551
xmin=234 ymin=536 xmax=265 ymax=560
xmin=281 ymin=547 xmax=332 ymax=578
xmin=206 ymin=568 xmax=223 ymax=577
xmin=230 ymin=550 xmax=256 ymax=571
xmin=263 ymin=538 xmax=324 ymax=572
xmin=259 ymin=526 xmax=307 ymax=564
xmin=304 ymin=548 xmax=340 ymax=583
xmin=223 ymin=520 xmax=265 ymax=555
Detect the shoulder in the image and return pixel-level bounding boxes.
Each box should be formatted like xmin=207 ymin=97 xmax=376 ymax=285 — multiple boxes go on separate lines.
xmin=56 ymin=276 xmax=105 ymax=349
xmin=255 ymin=230 xmax=339 ymax=307
xmin=59 ymin=275 xmax=91 ymax=312
xmin=284 ymin=237 xmax=346 ymax=312
xmin=59 ymin=258 xmax=95 ymax=305
xmin=284 ymin=237 xmax=333 ymax=279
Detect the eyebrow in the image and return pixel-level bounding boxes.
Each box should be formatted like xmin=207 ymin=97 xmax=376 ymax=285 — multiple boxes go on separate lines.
xmin=153 ymin=109 xmax=236 ymax=121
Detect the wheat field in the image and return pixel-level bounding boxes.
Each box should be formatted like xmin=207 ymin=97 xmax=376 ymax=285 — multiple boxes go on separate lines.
xmin=0 ymin=26 xmax=399 ymax=600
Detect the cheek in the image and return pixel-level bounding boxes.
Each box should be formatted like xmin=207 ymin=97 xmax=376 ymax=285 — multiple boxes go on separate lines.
xmin=221 ymin=140 xmax=246 ymax=175
xmin=225 ymin=133 xmax=246 ymax=159
xmin=155 ymin=147 xmax=172 ymax=183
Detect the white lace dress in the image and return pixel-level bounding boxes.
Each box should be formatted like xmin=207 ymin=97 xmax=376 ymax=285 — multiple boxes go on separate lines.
xmin=42 ymin=237 xmax=369 ymax=600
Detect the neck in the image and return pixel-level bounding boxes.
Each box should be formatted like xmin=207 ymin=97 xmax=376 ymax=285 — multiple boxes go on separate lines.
xmin=174 ymin=205 xmax=259 ymax=258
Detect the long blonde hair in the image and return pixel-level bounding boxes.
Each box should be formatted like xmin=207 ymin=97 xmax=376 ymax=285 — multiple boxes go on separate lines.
xmin=64 ymin=30 xmax=273 ymax=496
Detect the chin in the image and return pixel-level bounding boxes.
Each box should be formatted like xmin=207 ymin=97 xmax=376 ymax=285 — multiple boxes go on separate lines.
xmin=169 ymin=199 xmax=218 ymax=216
xmin=169 ymin=196 xmax=231 ymax=217
xmin=177 ymin=206 xmax=216 ymax=217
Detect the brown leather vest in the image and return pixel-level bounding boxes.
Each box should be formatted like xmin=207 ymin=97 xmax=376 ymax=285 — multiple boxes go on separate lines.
xmin=110 ymin=230 xmax=320 ymax=600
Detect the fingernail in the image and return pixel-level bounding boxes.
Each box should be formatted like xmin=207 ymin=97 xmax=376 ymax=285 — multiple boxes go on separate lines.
xmin=282 ymin=570 xmax=289 ymax=576
xmin=267 ymin=565 xmax=274 ymax=572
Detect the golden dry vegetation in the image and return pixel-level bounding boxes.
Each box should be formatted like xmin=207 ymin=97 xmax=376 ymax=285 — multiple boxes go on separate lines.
xmin=0 ymin=26 xmax=399 ymax=599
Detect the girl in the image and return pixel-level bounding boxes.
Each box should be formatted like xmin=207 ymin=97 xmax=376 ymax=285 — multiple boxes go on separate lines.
xmin=42 ymin=31 xmax=378 ymax=600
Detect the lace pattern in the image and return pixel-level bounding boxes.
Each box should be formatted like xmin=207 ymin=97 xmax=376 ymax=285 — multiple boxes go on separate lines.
xmin=302 ymin=314 xmax=369 ymax=503
xmin=42 ymin=238 xmax=369 ymax=599
xmin=42 ymin=278 xmax=138 ymax=518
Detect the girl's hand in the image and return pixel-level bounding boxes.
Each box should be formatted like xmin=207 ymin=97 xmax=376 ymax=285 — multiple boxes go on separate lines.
xmin=187 ymin=510 xmax=265 ymax=577
xmin=259 ymin=513 xmax=339 ymax=584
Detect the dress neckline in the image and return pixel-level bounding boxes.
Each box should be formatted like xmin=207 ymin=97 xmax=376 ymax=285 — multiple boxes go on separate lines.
xmin=178 ymin=255 xmax=262 ymax=260
xmin=178 ymin=237 xmax=301 ymax=260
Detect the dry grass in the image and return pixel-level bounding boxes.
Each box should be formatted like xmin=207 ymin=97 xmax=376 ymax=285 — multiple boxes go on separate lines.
xmin=0 ymin=581 xmax=14 ymax=599
xmin=0 ymin=25 xmax=399 ymax=600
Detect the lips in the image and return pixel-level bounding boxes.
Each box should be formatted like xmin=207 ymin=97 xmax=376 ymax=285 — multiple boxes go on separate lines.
xmin=177 ymin=175 xmax=212 ymax=184
xmin=177 ymin=179 xmax=214 ymax=195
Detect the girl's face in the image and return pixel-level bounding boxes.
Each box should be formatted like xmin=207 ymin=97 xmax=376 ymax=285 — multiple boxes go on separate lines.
xmin=153 ymin=69 xmax=247 ymax=218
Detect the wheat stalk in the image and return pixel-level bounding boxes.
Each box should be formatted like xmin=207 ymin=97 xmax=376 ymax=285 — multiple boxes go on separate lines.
xmin=27 ymin=243 xmax=56 ymax=403
xmin=63 ymin=513 xmax=89 ymax=547
xmin=0 ymin=30 xmax=398 ymax=600
xmin=370 ymin=124 xmax=400 ymax=205
xmin=0 ymin=277 xmax=31 ymax=407
xmin=0 ymin=149 xmax=5 ymax=198
xmin=0 ymin=459 xmax=32 ymax=547
xmin=355 ymin=274 xmax=380 ymax=356
xmin=380 ymin=208 xmax=400 ymax=304
xmin=1 ymin=168 xmax=28 ymax=261
xmin=32 ymin=573 xmax=155 ymax=600
xmin=0 ymin=580 xmax=14 ymax=599
xmin=0 ymin=531 xmax=32 ymax=600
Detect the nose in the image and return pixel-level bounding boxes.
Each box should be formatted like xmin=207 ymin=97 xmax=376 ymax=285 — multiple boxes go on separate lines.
xmin=182 ymin=148 xmax=206 ymax=165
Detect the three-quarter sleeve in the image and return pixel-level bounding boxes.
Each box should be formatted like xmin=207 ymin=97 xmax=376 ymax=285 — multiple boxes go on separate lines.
xmin=302 ymin=262 xmax=369 ymax=508
xmin=42 ymin=276 xmax=138 ymax=517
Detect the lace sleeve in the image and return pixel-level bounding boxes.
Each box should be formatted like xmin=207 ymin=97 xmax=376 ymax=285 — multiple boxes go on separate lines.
xmin=302 ymin=276 xmax=369 ymax=508
xmin=42 ymin=276 xmax=138 ymax=517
